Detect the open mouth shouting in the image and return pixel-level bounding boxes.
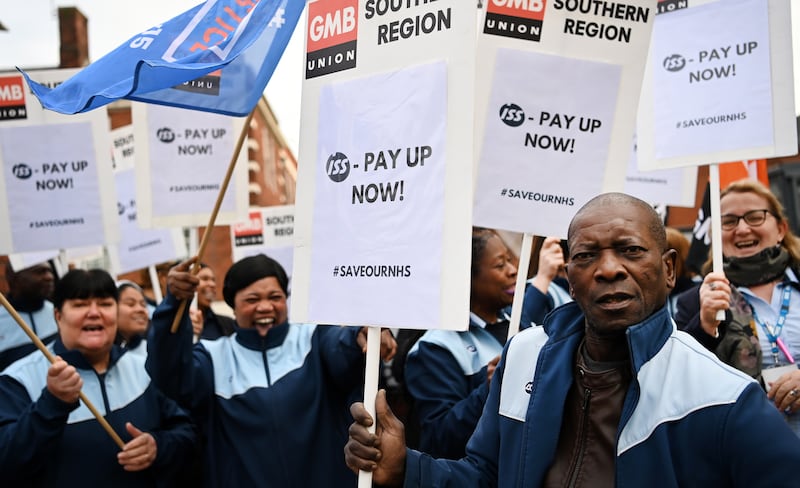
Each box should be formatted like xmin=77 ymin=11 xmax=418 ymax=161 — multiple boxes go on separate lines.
xmin=253 ymin=317 xmax=275 ymax=335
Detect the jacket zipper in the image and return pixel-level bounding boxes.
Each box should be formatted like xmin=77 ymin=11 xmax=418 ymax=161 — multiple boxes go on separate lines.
xmin=261 ymin=346 xmax=272 ymax=386
xmin=567 ymin=368 xmax=591 ymax=488
xmin=96 ymin=371 xmax=110 ymax=414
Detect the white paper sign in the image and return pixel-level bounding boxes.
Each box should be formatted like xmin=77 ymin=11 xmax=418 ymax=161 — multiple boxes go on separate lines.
xmin=305 ymin=62 xmax=446 ymax=328
xmin=110 ymin=126 xmax=136 ymax=171
xmin=0 ymin=69 xmax=117 ymax=254
xmin=109 ymin=168 xmax=186 ymax=275
xmin=637 ymin=0 xmax=796 ymax=169
xmin=0 ymin=123 xmax=108 ymax=252
xmin=231 ymin=206 xmax=295 ymax=259
xmin=624 ymin=136 xmax=697 ymax=207
xmin=474 ymin=50 xmax=621 ymax=237
xmin=295 ymin=0 xmax=475 ymax=330
xmin=654 ymin=0 xmax=772 ymax=159
xmin=473 ymin=0 xmax=656 ymax=237
xmin=7 ymin=250 xmax=59 ymax=272
xmin=230 ymin=206 xmax=297 ymax=312
xmin=133 ymin=103 xmax=248 ymax=228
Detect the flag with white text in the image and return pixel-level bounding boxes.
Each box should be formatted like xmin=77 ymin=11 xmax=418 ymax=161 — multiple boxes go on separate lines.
xmin=20 ymin=0 xmax=304 ymax=116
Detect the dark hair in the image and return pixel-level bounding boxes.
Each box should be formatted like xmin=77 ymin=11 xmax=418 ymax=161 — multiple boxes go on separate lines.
xmin=472 ymin=227 xmax=500 ymax=278
xmin=52 ymin=269 xmax=118 ymax=310
xmin=223 ymin=254 xmax=289 ymax=307
xmin=117 ymin=280 xmax=144 ymax=297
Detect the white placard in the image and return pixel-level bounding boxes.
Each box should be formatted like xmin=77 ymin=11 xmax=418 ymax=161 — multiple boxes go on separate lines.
xmin=109 ymin=168 xmax=186 ymax=275
xmin=474 ymin=50 xmax=621 ymax=237
xmin=307 ymin=63 xmax=446 ymax=328
xmin=637 ymin=0 xmax=796 ymax=169
xmin=473 ymin=0 xmax=656 ymax=237
xmin=1 ymin=123 xmax=109 ymax=252
xmin=230 ymin=206 xmax=296 ymax=312
xmin=110 ymin=125 xmax=136 ymax=172
xmin=230 ymin=205 xmax=295 ymax=260
xmin=624 ymin=136 xmax=697 ymax=207
xmin=7 ymin=250 xmax=59 ymax=272
xmin=0 ymin=69 xmax=117 ymax=254
xmin=294 ymin=0 xmax=475 ymax=330
xmin=657 ymin=0 xmax=771 ymax=158
xmin=133 ymin=103 xmax=249 ymax=228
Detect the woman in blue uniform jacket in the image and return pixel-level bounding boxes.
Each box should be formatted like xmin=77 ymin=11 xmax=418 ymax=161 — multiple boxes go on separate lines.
xmin=404 ymin=227 xmax=519 ymax=459
xmin=146 ymin=254 xmax=396 ymax=488
xmin=0 ymin=269 xmax=196 ymax=487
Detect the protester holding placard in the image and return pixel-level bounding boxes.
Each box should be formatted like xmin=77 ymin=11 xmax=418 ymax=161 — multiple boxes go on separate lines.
xmin=0 ymin=262 xmax=57 ymax=371
xmin=520 ymin=236 xmax=572 ymax=328
xmin=403 ymin=228 xmax=517 ymax=459
xmin=675 ymin=179 xmax=800 ymax=435
xmin=345 ymin=193 xmax=800 ymax=486
xmin=146 ymin=253 xmax=397 ymax=487
xmin=188 ymin=264 xmax=235 ymax=341
xmin=0 ymin=269 xmax=196 ymax=487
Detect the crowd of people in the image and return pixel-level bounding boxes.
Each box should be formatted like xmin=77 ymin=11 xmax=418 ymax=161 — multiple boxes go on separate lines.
xmin=2 ymin=181 xmax=800 ymax=487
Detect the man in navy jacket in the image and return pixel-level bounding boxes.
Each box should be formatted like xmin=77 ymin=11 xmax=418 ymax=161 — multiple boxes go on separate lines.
xmin=345 ymin=193 xmax=800 ymax=487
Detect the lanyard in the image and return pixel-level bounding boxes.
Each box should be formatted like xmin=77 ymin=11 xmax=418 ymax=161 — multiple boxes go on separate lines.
xmin=752 ymin=285 xmax=792 ymax=364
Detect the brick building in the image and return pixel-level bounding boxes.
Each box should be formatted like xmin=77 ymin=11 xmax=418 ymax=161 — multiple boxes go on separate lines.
xmin=0 ymin=7 xmax=298 ymax=301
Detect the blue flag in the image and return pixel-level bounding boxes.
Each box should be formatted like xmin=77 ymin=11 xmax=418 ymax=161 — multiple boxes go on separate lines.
xmin=21 ymin=0 xmax=304 ymax=116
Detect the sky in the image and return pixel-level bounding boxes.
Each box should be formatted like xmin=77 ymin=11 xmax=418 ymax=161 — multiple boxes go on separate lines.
xmin=0 ymin=0 xmax=306 ymax=156
xmin=0 ymin=1 xmax=799 ymax=161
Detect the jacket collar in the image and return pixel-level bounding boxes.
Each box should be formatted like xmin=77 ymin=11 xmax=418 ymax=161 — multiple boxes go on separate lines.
xmin=53 ymin=337 xmax=123 ymax=371
xmin=8 ymin=295 xmax=47 ymax=313
xmin=543 ymin=302 xmax=673 ymax=373
xmin=624 ymin=306 xmax=672 ymax=373
xmin=234 ymin=321 xmax=290 ymax=351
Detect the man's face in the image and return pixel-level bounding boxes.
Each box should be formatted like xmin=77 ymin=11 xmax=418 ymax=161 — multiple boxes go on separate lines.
xmin=12 ymin=263 xmax=55 ymax=301
xmin=196 ymin=267 xmax=217 ymax=310
xmin=566 ymin=204 xmax=675 ymax=332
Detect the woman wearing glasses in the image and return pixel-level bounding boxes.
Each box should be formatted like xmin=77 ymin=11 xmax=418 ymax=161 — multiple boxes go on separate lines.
xmin=675 ymin=179 xmax=800 ymax=435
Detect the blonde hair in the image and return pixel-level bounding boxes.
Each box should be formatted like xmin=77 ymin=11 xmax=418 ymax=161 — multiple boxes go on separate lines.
xmin=702 ymin=179 xmax=800 ymax=274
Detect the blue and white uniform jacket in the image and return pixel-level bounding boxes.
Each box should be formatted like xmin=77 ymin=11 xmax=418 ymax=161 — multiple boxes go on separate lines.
xmin=0 ymin=339 xmax=196 ymax=487
xmin=147 ymin=292 xmax=365 ymax=488
xmin=404 ymin=303 xmax=800 ymax=487
xmin=0 ymin=300 xmax=58 ymax=371
xmin=405 ymin=313 xmax=505 ymax=459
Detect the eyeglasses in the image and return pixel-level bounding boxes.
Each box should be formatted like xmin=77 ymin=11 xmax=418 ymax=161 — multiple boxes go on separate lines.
xmin=720 ymin=209 xmax=773 ymax=230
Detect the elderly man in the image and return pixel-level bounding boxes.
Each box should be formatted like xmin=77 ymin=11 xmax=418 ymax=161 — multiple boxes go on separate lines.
xmin=345 ymin=193 xmax=800 ymax=487
xmin=0 ymin=262 xmax=57 ymax=370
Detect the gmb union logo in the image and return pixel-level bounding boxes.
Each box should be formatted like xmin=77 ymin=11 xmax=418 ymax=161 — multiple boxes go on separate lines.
xmin=326 ymin=152 xmax=351 ymax=183
xmin=499 ymin=103 xmax=525 ymax=127
xmin=12 ymin=163 xmax=33 ymax=180
xmin=156 ymin=127 xmax=176 ymax=143
xmin=662 ymin=54 xmax=686 ymax=72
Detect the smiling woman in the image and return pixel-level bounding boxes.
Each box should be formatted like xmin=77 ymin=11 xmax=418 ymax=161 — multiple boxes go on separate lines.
xmin=0 ymin=268 xmax=196 ymax=487
xmin=146 ymin=253 xmax=397 ymax=488
xmin=52 ymin=270 xmax=118 ymax=372
xmin=675 ymin=179 xmax=800 ymax=436
xmin=402 ymin=227 xmax=520 ymax=459
xmin=116 ymin=281 xmax=150 ymax=350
